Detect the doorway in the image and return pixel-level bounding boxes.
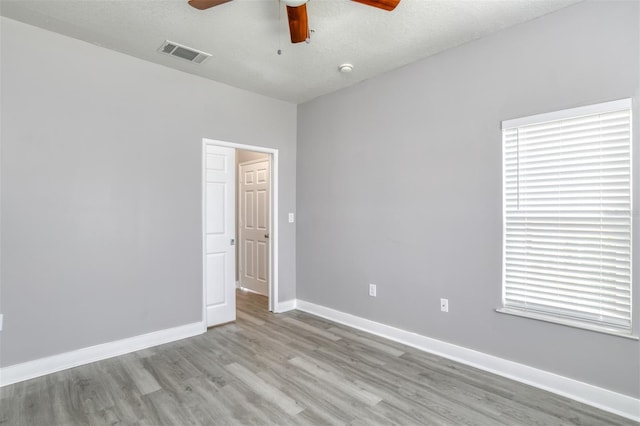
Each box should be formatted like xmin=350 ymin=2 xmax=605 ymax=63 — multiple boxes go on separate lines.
xmin=202 ymin=139 xmax=279 ymax=329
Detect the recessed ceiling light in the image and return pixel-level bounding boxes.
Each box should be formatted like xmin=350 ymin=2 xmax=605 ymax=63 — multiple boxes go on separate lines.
xmin=338 ymin=63 xmax=354 ymax=73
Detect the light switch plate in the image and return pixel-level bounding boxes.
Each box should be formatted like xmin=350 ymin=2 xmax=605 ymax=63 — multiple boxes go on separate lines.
xmin=0 ymin=314 xmax=3 ymax=331
xmin=288 ymin=213 xmax=295 ymax=223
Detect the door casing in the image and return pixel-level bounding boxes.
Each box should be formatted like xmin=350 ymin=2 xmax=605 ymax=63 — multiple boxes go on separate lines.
xmin=201 ymin=138 xmax=280 ymax=327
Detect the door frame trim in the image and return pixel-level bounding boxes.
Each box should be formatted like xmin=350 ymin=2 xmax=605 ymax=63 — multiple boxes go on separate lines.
xmin=202 ymin=138 xmax=280 ymax=321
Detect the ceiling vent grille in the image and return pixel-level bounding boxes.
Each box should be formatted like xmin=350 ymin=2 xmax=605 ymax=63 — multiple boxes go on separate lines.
xmin=158 ymin=40 xmax=211 ymax=64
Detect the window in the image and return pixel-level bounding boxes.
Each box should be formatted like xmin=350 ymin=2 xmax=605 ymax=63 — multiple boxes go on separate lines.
xmin=500 ymin=99 xmax=633 ymax=335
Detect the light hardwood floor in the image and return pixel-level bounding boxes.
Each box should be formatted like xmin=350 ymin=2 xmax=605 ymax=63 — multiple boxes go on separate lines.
xmin=1 ymin=290 xmax=637 ymax=425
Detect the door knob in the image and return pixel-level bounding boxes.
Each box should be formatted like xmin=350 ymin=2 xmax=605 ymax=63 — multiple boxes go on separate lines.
xmin=264 ymin=233 xmax=270 ymax=239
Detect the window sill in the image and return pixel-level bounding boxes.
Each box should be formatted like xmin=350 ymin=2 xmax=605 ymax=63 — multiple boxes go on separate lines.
xmin=495 ymin=308 xmax=639 ymax=341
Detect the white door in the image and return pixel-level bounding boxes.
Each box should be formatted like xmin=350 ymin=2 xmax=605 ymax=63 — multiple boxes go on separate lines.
xmin=239 ymin=160 xmax=270 ymax=296
xmin=204 ymin=144 xmax=236 ymax=326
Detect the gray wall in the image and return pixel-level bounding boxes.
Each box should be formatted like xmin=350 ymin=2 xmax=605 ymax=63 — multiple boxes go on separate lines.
xmin=0 ymin=17 xmax=296 ymax=366
xmin=297 ymin=0 xmax=640 ymax=397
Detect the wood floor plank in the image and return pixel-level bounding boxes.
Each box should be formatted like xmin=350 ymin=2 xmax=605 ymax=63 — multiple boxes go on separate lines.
xmin=141 ymin=389 xmax=200 ymax=426
xmin=299 ymin=343 xmax=511 ymax=425
xmin=225 ymin=362 xmax=305 ymax=416
xmin=120 ymin=355 xmax=162 ymax=396
xmin=3 ymin=290 xmax=637 ymax=426
xmin=50 ymin=375 xmax=91 ymax=425
xmin=288 ymin=355 xmax=382 ymax=406
xmin=280 ymin=317 xmax=342 ymax=342
xmin=328 ymin=326 xmax=405 ymax=357
xmin=237 ymin=309 xmax=266 ymax=326
xmin=220 ymin=380 xmax=301 ymax=425
xmin=179 ymin=376 xmax=237 ymax=422
xmin=20 ymin=377 xmax=56 ymax=426
xmin=0 ymin=396 xmax=17 ymax=425
xmin=175 ymin=343 xmax=233 ymax=388
xmin=255 ymin=363 xmax=365 ymax=424
xmin=96 ymin=358 xmax=155 ymax=424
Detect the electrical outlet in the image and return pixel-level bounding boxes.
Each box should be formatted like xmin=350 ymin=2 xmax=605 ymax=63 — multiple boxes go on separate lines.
xmin=440 ymin=298 xmax=449 ymax=312
xmin=0 ymin=314 xmax=3 ymax=331
xmin=369 ymin=284 xmax=377 ymax=297
xmin=288 ymin=213 xmax=295 ymax=223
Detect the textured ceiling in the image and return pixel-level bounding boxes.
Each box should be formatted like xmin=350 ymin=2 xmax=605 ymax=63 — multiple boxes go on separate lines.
xmin=0 ymin=0 xmax=581 ymax=103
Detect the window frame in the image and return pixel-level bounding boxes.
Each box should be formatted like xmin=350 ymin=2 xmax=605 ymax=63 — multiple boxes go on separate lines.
xmin=498 ymin=98 xmax=636 ymax=339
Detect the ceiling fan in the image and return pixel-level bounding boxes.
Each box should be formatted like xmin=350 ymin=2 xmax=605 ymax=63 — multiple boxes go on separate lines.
xmin=187 ymin=0 xmax=401 ymax=44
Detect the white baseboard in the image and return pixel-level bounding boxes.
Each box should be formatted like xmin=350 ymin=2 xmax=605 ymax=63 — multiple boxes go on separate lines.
xmin=275 ymin=299 xmax=297 ymax=313
xmin=296 ymin=299 xmax=640 ymax=422
xmin=0 ymin=321 xmax=205 ymax=387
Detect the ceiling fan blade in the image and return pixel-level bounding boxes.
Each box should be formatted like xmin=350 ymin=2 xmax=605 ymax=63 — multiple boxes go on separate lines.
xmin=188 ymin=0 xmax=232 ymax=11
xmin=286 ymin=4 xmax=308 ymax=44
xmin=351 ymin=0 xmax=400 ymax=11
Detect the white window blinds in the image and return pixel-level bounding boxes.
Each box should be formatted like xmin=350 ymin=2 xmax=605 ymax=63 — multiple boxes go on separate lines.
xmin=502 ymin=99 xmax=632 ymax=333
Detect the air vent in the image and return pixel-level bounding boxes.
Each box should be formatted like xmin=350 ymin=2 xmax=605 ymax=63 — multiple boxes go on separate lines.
xmin=158 ymin=40 xmax=211 ymax=64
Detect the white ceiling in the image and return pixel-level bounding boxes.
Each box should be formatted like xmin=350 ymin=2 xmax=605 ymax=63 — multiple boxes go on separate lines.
xmin=1 ymin=0 xmax=581 ymax=103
